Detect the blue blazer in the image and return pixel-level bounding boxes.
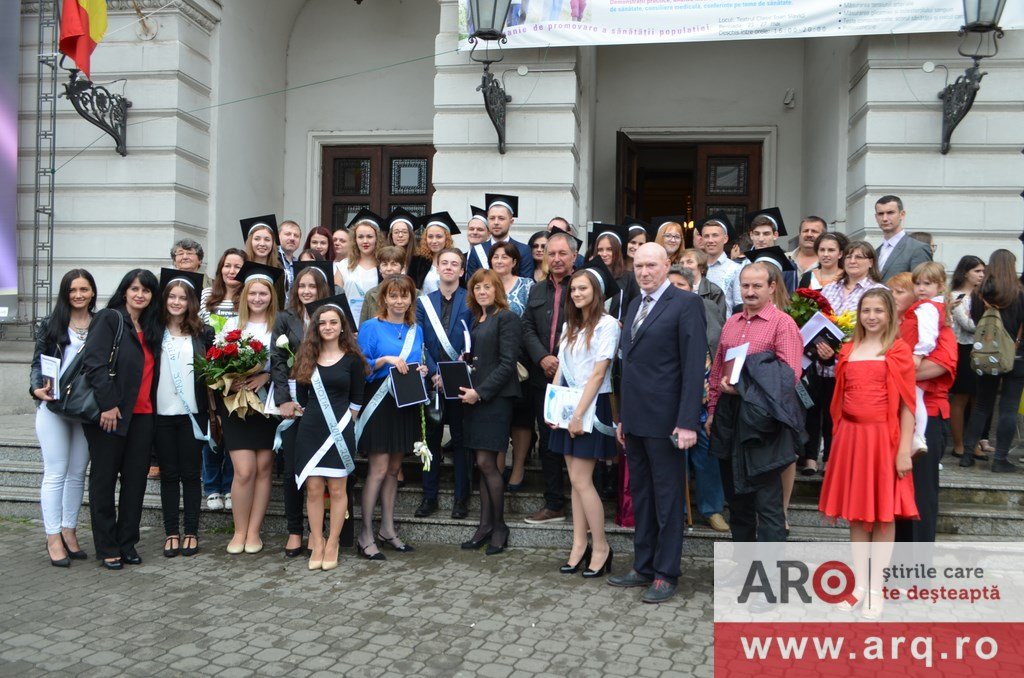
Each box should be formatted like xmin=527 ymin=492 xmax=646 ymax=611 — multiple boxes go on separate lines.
xmin=416 ymin=287 xmax=474 ymax=375
xmin=619 ymin=284 xmax=708 ymax=437
xmin=465 ymin=238 xmax=535 ymax=280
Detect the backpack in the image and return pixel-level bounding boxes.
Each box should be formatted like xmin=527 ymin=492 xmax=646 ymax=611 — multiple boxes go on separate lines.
xmin=970 ymin=304 xmax=1022 ymax=376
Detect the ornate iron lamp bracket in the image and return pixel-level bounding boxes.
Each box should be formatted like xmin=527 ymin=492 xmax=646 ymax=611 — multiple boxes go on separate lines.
xmin=470 ymin=35 xmax=512 ymax=154
xmin=61 ymin=69 xmax=132 ymax=156
xmin=938 ymin=61 xmax=985 ymax=155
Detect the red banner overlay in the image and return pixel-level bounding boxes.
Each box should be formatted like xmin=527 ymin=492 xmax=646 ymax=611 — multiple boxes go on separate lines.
xmin=715 ymin=622 xmax=1024 ymax=676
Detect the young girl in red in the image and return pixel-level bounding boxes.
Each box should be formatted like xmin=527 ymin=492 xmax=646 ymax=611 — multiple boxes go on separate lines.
xmin=819 ymin=288 xmax=917 ymax=619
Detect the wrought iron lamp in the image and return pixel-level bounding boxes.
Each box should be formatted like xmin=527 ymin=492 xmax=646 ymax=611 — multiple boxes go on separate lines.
xmin=938 ymin=0 xmax=1007 ymax=154
xmin=61 ymin=67 xmax=132 ymax=156
xmin=468 ymin=0 xmax=513 ymax=154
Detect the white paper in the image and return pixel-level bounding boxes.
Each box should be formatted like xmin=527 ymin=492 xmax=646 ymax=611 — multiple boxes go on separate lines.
xmin=264 ymin=380 xmax=302 ymax=416
xmin=461 ymin=319 xmax=471 ymax=355
xmin=800 ymin=311 xmax=845 ymax=369
xmin=40 ymin=355 xmax=61 ymax=399
xmin=543 ymin=383 xmax=595 ymax=434
xmin=723 ymin=342 xmax=750 ymax=385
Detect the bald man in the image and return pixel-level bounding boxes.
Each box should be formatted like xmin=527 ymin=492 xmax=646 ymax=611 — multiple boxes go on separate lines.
xmin=611 ymin=243 xmax=708 ymax=604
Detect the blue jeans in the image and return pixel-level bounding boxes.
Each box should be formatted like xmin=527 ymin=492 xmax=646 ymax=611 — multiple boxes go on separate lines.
xmin=423 ymin=401 xmax=471 ymax=503
xmin=201 ymin=442 xmax=233 ymax=496
xmin=688 ymin=422 xmax=724 ymax=518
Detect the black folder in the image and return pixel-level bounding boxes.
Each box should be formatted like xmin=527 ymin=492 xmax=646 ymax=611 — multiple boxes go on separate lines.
xmin=389 ymin=362 xmax=429 ymax=408
xmin=438 ymin=361 xmax=473 ymax=400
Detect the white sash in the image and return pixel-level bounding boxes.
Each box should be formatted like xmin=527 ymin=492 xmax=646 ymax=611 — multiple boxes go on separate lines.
xmin=418 ymin=297 xmax=459 ymax=361
xmin=354 ymin=325 xmax=417 ymax=445
xmin=295 ymin=367 xmax=355 ymax=487
xmin=473 ymin=244 xmax=490 ymax=270
xmin=161 ymin=330 xmax=208 ymax=442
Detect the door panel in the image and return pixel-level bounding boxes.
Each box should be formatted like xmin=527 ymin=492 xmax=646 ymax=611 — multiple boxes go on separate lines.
xmin=321 ymin=145 xmax=434 ymax=230
xmin=615 ymin=131 xmax=639 ymax=223
xmin=694 ymin=143 xmax=762 ymax=235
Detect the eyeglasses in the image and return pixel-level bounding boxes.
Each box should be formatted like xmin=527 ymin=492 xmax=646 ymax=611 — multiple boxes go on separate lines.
xmin=174 ymin=251 xmax=196 ymax=259
xmin=845 ymin=254 xmax=873 ymax=262
xmin=663 ymin=234 xmax=682 ymax=241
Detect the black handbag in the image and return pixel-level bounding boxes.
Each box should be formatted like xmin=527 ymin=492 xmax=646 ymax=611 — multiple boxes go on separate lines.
xmin=47 ymin=316 xmax=124 ymax=424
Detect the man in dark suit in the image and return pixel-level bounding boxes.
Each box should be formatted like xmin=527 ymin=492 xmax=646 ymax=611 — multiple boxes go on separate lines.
xmin=465 ymin=194 xmax=535 ymax=279
xmin=610 ymin=243 xmax=708 ymax=604
xmin=520 ymin=229 xmax=579 ymax=524
xmin=875 ymin=195 xmax=932 ymax=280
xmin=416 ymin=248 xmax=475 ymax=519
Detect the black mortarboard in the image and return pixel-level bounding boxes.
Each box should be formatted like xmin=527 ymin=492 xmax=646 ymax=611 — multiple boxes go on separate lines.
xmin=159 ymin=267 xmax=204 ymax=294
xmin=650 ymin=216 xmax=686 ymax=235
xmin=469 ymin=205 xmax=488 ymax=225
xmin=696 ymin=213 xmax=734 ymax=239
xmin=385 ymin=208 xmax=418 ymax=233
xmin=239 ymin=215 xmax=279 ymax=245
xmin=623 ymin=217 xmax=649 ymax=240
xmin=305 ymin=293 xmax=357 ymax=331
xmin=580 ymin=258 xmax=621 ymax=301
xmin=588 ymin=222 xmax=630 ymax=252
xmin=419 ymin=211 xmax=460 ymax=236
xmin=237 ymin=261 xmax=284 ymax=287
xmin=743 ymin=207 xmax=787 ymax=237
xmin=548 ymin=224 xmax=583 ymax=252
xmin=485 ymin=193 xmax=518 ymax=217
xmin=346 ymin=208 xmax=383 ymax=231
xmin=292 ymin=260 xmax=334 ymax=287
xmin=744 ymin=245 xmax=796 ymax=272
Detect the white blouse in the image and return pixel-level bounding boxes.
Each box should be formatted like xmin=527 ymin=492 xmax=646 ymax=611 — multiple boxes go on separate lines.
xmin=60 ymin=329 xmax=86 ymax=378
xmin=344 ymin=264 xmax=379 ymax=328
xmin=557 ymin=314 xmax=620 ymax=395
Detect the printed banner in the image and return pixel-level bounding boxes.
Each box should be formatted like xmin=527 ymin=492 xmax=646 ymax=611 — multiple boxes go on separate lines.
xmin=0 ymin=8 xmax=19 ymax=321
xmin=458 ymin=1 xmax=1024 ymax=49
xmin=714 ymin=542 xmax=1024 ymax=676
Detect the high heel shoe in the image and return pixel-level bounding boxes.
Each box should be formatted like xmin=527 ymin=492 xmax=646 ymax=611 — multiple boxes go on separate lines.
xmin=285 ymin=536 xmax=307 ymax=558
xmin=357 ymin=540 xmax=386 ymax=561
xmin=461 ymin=531 xmax=492 ymax=550
xmin=60 ymin=534 xmax=88 ymax=560
xmin=583 ymin=548 xmax=613 ymax=578
xmin=485 ymin=532 xmax=509 ymax=556
xmin=377 ymin=532 xmax=414 ymax=553
xmin=321 ymin=542 xmax=339 ymax=571
xmin=560 ymin=545 xmax=592 ymax=574
xmin=308 ymin=544 xmax=323 ymax=571
xmin=48 ymin=544 xmax=70 ymax=568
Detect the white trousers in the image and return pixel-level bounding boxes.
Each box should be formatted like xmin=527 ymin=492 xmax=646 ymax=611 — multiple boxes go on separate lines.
xmin=35 ymin=404 xmax=90 ymax=534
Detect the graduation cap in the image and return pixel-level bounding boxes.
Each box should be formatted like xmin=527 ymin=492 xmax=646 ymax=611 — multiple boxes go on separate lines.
xmin=292 ymin=260 xmax=334 ymax=286
xmin=623 ymin=217 xmax=649 ymax=240
xmin=419 ymin=211 xmax=460 ymax=236
xmin=588 ymin=222 xmax=630 ymax=251
xmin=159 ymin=268 xmax=204 ymax=293
xmin=485 ymin=193 xmax=518 ymax=217
xmin=548 ymin=224 xmax=583 ymax=252
xmin=468 ymin=205 xmax=488 ymax=225
xmin=385 ymin=207 xmax=418 ymax=233
xmin=346 ymin=208 xmax=383 ymax=231
xmin=304 ymin=293 xmax=357 ymax=331
xmin=237 ymin=261 xmax=285 ymax=287
xmin=239 ymin=215 xmax=278 ymax=244
xmin=696 ymin=213 xmax=734 ymax=239
xmin=649 ymin=216 xmax=687 ymax=242
xmin=743 ymin=207 xmax=787 ymax=237
xmin=580 ymin=257 xmax=621 ymax=301
xmin=743 ymin=245 xmax=796 ymax=272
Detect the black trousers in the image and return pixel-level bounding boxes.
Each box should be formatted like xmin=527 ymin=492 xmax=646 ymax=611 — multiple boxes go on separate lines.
xmin=625 ymin=434 xmax=686 ymax=584
xmin=896 ymin=415 xmax=945 ymax=543
xmin=803 ymin=376 xmax=836 ymax=462
xmin=532 ymin=384 xmax=565 ymax=511
xmin=154 ymin=415 xmax=204 ymax=536
xmin=719 ymin=459 xmax=787 ymax=542
xmin=280 ymin=423 xmax=305 ymax=536
xmin=84 ymin=414 xmax=154 ymax=560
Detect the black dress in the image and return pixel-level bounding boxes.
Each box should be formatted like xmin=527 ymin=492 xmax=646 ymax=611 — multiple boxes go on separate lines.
xmin=294 ymin=355 xmax=364 ymax=486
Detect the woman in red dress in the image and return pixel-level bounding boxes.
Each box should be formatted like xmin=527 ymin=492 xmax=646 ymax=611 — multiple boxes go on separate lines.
xmin=819 ymin=288 xmax=917 ymax=619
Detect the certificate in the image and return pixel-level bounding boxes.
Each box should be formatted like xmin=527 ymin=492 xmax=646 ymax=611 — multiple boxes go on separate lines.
xmin=40 ymin=355 xmax=61 ymax=399
xmin=543 ymin=384 xmax=595 ymax=433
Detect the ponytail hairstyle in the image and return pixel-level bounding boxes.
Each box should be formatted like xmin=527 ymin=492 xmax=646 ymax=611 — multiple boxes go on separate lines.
xmin=291 ymin=305 xmax=368 ymax=384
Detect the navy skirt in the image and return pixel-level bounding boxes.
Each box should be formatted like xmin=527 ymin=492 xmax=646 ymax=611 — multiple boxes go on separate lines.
xmin=549 ymin=393 xmax=616 ymax=460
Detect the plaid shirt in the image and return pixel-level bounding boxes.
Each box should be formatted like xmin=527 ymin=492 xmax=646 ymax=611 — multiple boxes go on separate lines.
xmin=708 ymin=303 xmax=804 ymax=415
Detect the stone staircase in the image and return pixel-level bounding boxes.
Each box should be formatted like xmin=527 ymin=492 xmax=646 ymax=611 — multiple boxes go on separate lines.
xmin=1 ymin=412 xmax=1022 ymax=556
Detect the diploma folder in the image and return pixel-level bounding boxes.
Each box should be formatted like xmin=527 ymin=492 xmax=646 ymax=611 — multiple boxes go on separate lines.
xmin=389 ymin=363 xmax=429 ymax=408
xmin=438 ymin=361 xmax=473 ymax=400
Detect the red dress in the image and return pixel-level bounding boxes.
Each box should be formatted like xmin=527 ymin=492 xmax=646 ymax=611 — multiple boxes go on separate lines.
xmin=818 ymin=340 xmax=919 ymax=525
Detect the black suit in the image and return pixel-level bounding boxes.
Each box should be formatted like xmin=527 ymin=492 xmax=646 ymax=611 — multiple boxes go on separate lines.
xmin=619 ymin=283 xmax=707 ymax=585
xmin=81 ymin=308 xmax=160 ymax=560
xmin=521 ymin=275 xmax=572 ymax=511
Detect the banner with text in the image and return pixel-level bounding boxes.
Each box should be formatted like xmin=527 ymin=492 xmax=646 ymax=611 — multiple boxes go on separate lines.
xmin=0 ymin=7 xmax=19 ymax=321
xmin=459 ymin=0 xmax=1024 ymax=49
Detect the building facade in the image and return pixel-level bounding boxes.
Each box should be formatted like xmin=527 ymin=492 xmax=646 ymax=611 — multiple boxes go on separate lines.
xmin=15 ymin=0 xmax=1024 ymax=313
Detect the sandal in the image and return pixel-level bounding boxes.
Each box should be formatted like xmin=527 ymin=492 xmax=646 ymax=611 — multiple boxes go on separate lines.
xmin=181 ymin=535 xmax=199 ymax=557
xmin=357 ymin=540 xmax=386 ymax=561
xmin=377 ymin=532 xmax=415 ymax=553
xmin=163 ymin=535 xmax=180 ymax=558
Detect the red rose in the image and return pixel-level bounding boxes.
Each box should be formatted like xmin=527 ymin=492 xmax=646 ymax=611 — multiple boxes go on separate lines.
xmin=249 ymin=340 xmax=264 ymax=353
xmin=224 ymin=329 xmax=243 ymax=342
xmin=222 ymin=343 xmax=239 ymax=357
xmin=206 ymin=347 xmax=223 ymax=360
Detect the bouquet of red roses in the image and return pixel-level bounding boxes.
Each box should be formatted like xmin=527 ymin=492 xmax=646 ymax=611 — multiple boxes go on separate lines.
xmin=194 ymin=328 xmax=269 ymax=417
xmin=787 ymin=288 xmax=835 ymax=328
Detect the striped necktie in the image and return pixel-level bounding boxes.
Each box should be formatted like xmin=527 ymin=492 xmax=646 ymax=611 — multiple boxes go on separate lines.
xmin=631 ymin=295 xmax=653 ymax=340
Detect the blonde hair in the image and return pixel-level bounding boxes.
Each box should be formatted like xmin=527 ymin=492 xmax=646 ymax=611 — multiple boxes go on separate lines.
xmin=853 ymin=288 xmax=899 ymax=355
xmin=237 ymin=278 xmax=278 ymax=331
xmin=912 ymin=261 xmax=951 ymax=323
xmin=244 ymin=225 xmax=281 ymax=268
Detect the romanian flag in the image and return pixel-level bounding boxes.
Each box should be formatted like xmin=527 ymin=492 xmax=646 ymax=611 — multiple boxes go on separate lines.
xmin=59 ymin=0 xmax=108 ymax=80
